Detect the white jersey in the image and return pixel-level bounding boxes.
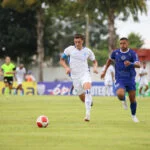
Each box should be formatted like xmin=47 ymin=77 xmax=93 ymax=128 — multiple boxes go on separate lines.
xmin=139 ymin=68 xmax=147 ymax=81
xmin=64 ymin=46 xmax=95 ymax=79
xmin=102 ymin=65 xmax=115 ymax=82
xmin=16 ymin=67 xmax=26 ymax=82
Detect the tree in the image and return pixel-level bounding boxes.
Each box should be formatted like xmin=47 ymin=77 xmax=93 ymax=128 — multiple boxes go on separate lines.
xmin=1 ymin=0 xmax=63 ymax=81
xmin=128 ymin=32 xmax=144 ymax=49
xmin=77 ymin=0 xmax=147 ymax=53
xmin=0 ymin=6 xmax=37 ymax=65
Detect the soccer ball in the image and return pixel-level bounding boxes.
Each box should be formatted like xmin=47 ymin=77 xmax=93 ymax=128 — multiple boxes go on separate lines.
xmin=36 ymin=115 xmax=49 ymax=128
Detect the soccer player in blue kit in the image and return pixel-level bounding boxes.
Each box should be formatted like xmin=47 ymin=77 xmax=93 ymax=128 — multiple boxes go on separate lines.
xmin=101 ymin=37 xmax=140 ymax=123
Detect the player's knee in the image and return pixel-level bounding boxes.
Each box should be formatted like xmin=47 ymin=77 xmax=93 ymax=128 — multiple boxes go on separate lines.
xmin=83 ymin=83 xmax=91 ymax=90
xmin=116 ymin=90 xmax=125 ymax=101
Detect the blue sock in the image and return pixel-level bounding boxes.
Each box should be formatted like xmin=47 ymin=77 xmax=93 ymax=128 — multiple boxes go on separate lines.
xmin=130 ymin=101 xmax=137 ymax=115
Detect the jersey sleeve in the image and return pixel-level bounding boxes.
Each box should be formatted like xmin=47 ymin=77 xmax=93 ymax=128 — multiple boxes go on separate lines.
xmin=132 ymin=51 xmax=139 ymax=63
xmin=110 ymin=51 xmax=116 ymax=60
xmin=88 ymin=49 xmax=95 ymax=61
xmin=61 ymin=46 xmax=72 ymax=59
xmin=64 ymin=46 xmax=73 ymax=56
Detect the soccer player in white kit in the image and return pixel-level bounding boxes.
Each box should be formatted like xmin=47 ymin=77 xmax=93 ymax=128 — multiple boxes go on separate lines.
xmin=102 ymin=64 xmax=115 ymax=96
xmin=139 ymin=62 xmax=149 ymax=96
xmin=60 ymin=34 xmax=98 ymax=121
xmin=15 ymin=64 xmax=26 ymax=95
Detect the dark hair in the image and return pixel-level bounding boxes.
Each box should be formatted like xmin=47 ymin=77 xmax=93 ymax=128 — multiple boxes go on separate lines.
xmin=74 ymin=34 xmax=85 ymax=41
xmin=120 ymin=37 xmax=128 ymax=41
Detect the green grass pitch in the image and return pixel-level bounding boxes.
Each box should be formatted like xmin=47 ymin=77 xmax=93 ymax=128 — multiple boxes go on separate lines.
xmin=0 ymin=96 xmax=150 ymax=150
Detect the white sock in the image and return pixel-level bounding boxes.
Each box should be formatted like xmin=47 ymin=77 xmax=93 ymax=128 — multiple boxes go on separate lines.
xmin=104 ymin=86 xmax=107 ymax=96
xmin=108 ymin=86 xmax=112 ymax=96
xmin=107 ymin=86 xmax=110 ymax=96
xmin=85 ymin=89 xmax=92 ymax=116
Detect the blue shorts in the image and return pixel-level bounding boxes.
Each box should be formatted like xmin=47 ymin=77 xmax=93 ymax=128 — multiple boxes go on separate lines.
xmin=115 ymin=80 xmax=136 ymax=92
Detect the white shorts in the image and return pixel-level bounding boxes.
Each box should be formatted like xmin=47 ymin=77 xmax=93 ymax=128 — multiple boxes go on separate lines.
xmin=139 ymin=79 xmax=148 ymax=88
xmin=17 ymin=79 xmax=24 ymax=85
xmin=72 ymin=73 xmax=92 ymax=96
xmin=104 ymin=80 xmax=113 ymax=86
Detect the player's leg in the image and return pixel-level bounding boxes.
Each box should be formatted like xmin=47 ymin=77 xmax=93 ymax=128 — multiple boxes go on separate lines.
xmin=104 ymin=81 xmax=108 ymax=96
xmin=143 ymin=80 xmax=149 ymax=95
xmin=8 ymin=78 xmax=13 ymax=95
xmin=144 ymin=85 xmax=149 ymax=93
xmin=83 ymin=82 xmax=92 ymax=121
xmin=115 ymin=82 xmax=128 ymax=110
xmin=139 ymin=87 xmax=143 ymax=95
xmin=139 ymin=82 xmax=145 ymax=96
xmin=116 ymin=88 xmax=125 ymax=100
xmin=128 ymin=90 xmax=139 ymax=123
xmin=15 ymin=84 xmax=23 ymax=95
xmin=139 ymin=82 xmax=143 ymax=96
xmin=109 ymin=81 xmax=114 ymax=96
xmin=110 ymin=85 xmax=114 ymax=96
xmin=9 ymin=84 xmax=13 ymax=95
xmin=107 ymin=85 xmax=112 ymax=96
xmin=15 ymin=84 xmax=19 ymax=95
xmin=19 ymin=84 xmax=24 ymax=95
xmin=78 ymin=93 xmax=93 ymax=106
xmin=79 ymin=93 xmax=85 ymax=103
xmin=70 ymin=84 xmax=74 ymax=95
xmin=105 ymin=85 xmax=109 ymax=96
xmin=117 ymin=88 xmax=128 ymax=109
xmin=4 ymin=83 xmax=9 ymax=95
xmin=3 ymin=77 xmax=10 ymax=95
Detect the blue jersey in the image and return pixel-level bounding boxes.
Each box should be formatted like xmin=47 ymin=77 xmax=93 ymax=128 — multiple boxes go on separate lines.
xmin=110 ymin=49 xmax=139 ymax=82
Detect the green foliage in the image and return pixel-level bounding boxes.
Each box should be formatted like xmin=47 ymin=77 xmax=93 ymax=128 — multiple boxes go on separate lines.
xmin=92 ymin=49 xmax=109 ymax=66
xmin=0 ymin=0 xmax=147 ymax=67
xmin=0 ymin=6 xmax=37 ymax=64
xmin=77 ymin=0 xmax=147 ymax=21
xmin=44 ymin=0 xmax=109 ymax=56
xmin=77 ymin=0 xmax=147 ymax=52
xmin=1 ymin=0 xmax=37 ymax=12
xmin=128 ymin=32 xmax=144 ymax=49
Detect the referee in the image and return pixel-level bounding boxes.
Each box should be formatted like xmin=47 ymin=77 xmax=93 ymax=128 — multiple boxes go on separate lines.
xmin=0 ymin=56 xmax=16 ymax=95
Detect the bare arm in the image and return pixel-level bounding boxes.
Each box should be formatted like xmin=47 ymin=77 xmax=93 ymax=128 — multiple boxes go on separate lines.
xmin=101 ymin=59 xmax=113 ymax=79
xmin=93 ymin=60 xmax=98 ymax=74
xmin=139 ymin=72 xmax=147 ymax=76
xmin=59 ymin=58 xmax=71 ymax=74
xmin=0 ymin=68 xmax=3 ymax=76
xmin=111 ymin=71 xmax=115 ymax=82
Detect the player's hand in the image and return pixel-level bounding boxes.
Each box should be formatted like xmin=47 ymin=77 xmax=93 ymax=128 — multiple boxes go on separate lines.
xmin=101 ymin=71 xmax=106 ymax=79
xmin=65 ymin=67 xmax=71 ymax=74
xmin=124 ymin=61 xmax=131 ymax=67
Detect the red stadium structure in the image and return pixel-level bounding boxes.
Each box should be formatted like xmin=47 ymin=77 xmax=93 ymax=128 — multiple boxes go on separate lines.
xmin=134 ymin=49 xmax=150 ymax=62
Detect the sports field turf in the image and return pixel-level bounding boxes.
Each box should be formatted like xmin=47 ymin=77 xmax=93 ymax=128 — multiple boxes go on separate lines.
xmin=0 ymin=96 xmax=150 ymax=150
